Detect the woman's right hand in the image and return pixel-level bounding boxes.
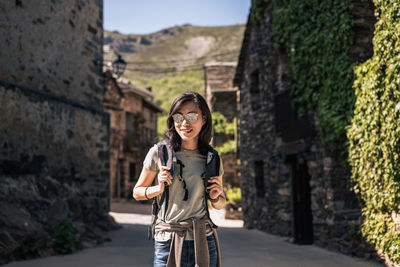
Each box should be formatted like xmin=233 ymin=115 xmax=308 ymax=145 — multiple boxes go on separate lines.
xmin=158 ymin=166 xmax=173 ymax=191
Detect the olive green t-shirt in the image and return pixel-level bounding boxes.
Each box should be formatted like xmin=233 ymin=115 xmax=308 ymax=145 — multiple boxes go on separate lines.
xmin=143 ymin=144 xmax=224 ymax=241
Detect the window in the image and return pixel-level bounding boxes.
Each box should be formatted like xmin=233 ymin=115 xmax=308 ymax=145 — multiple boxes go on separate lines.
xmin=126 ymin=112 xmax=135 ymax=131
xmin=274 ymin=90 xmax=315 ymax=142
xmin=254 ymin=160 xmax=265 ymax=198
xmin=250 ymin=70 xmax=260 ymax=110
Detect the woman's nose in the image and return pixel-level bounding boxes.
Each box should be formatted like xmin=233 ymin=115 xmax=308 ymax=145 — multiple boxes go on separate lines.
xmin=182 ymin=118 xmax=190 ymax=125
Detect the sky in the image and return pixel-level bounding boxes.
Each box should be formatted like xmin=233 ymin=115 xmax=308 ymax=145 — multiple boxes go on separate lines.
xmin=104 ymin=0 xmax=251 ymax=34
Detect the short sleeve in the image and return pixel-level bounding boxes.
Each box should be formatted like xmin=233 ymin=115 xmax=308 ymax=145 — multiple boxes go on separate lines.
xmin=143 ymin=144 xmax=159 ymax=172
xmin=219 ymin=156 xmax=224 ymax=176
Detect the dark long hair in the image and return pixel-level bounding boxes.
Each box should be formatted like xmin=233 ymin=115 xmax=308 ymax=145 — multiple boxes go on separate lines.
xmin=165 ymin=92 xmax=213 ymax=155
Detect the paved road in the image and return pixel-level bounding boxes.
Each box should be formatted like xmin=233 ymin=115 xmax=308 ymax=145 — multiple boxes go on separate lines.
xmin=5 ymin=201 xmax=382 ymax=267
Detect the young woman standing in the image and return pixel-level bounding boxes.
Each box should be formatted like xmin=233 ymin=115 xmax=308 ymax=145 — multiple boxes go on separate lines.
xmin=133 ymin=92 xmax=226 ymax=267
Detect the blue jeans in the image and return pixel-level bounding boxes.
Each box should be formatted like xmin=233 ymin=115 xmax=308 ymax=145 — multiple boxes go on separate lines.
xmin=154 ymin=234 xmax=218 ymax=267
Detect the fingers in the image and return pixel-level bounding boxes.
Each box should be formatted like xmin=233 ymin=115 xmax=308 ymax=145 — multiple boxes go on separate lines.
xmin=159 ymin=177 xmax=172 ymax=186
xmin=207 ymin=183 xmax=222 ymax=190
xmin=161 ymin=166 xmax=170 ymax=171
xmin=209 ymin=188 xmax=222 ymax=200
xmin=159 ymin=168 xmax=173 ymax=185
xmin=208 ymin=176 xmax=222 ymax=187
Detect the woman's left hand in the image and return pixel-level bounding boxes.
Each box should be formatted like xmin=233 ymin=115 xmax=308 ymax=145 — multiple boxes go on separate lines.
xmin=207 ymin=175 xmax=223 ymax=200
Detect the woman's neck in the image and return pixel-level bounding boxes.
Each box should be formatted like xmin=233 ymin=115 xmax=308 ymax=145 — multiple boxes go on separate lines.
xmin=181 ymin=139 xmax=198 ymax=150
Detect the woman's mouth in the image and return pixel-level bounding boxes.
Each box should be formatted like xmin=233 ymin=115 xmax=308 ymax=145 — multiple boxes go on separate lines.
xmin=180 ymin=128 xmax=192 ymax=134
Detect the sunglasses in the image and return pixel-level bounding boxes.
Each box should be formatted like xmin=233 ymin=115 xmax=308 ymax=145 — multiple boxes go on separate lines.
xmin=172 ymin=112 xmax=199 ymax=124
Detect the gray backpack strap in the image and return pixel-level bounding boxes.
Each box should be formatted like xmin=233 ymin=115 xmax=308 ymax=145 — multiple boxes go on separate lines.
xmin=205 ymin=149 xmax=220 ymax=182
xmin=204 ymin=148 xmax=220 ymax=228
xmin=157 ymin=140 xmax=175 ymax=221
xmin=157 ymin=139 xmax=174 ymax=173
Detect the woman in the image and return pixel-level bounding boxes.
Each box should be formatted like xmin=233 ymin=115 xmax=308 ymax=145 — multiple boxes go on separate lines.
xmin=133 ymin=92 xmax=226 ymax=267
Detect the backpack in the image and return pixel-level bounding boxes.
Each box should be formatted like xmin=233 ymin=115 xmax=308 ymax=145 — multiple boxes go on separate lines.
xmin=148 ymin=139 xmax=220 ymax=240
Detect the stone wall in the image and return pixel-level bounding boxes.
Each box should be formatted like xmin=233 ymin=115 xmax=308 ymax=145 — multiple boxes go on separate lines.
xmin=236 ymin=0 xmax=377 ymax=258
xmin=0 ymin=1 xmax=118 ymax=264
xmin=0 ymin=0 xmax=104 ymax=108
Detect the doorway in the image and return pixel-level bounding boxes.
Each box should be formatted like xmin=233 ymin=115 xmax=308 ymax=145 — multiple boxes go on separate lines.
xmin=286 ymin=153 xmax=313 ymax=244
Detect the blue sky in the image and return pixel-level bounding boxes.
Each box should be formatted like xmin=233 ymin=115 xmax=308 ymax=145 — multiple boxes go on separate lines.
xmin=104 ymin=0 xmax=251 ymax=34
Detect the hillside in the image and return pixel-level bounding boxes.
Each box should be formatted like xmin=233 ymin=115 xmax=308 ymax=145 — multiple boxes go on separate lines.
xmin=104 ymin=24 xmax=245 ymax=138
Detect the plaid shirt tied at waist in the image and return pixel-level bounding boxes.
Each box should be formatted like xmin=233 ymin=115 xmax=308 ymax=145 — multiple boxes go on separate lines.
xmin=155 ymin=218 xmax=221 ymax=267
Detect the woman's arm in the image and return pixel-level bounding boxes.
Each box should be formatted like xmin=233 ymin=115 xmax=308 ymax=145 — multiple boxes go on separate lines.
xmin=133 ymin=166 xmax=172 ymax=200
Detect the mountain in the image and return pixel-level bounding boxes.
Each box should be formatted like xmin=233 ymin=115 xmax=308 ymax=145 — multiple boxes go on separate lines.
xmin=104 ymin=24 xmax=244 ymax=74
xmin=103 ymin=24 xmax=245 ymax=138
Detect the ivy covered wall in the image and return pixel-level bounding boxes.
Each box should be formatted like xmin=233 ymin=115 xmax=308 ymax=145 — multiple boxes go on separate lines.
xmin=273 ymin=0 xmax=355 ymax=153
xmin=347 ymin=0 xmax=400 ymax=263
xmin=250 ymin=0 xmax=399 ymax=263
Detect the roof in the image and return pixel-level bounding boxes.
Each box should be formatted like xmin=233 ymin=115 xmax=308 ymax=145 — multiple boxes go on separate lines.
xmin=116 ymin=77 xmax=163 ymax=113
xmin=117 ymin=77 xmax=154 ymax=99
xmin=143 ymin=98 xmax=163 ymax=113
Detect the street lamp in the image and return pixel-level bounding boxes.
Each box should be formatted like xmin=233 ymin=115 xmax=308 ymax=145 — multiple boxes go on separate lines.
xmin=112 ymin=54 xmax=127 ymax=78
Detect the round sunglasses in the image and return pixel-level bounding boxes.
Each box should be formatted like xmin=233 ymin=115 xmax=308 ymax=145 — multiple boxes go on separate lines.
xmin=172 ymin=112 xmax=199 ymax=124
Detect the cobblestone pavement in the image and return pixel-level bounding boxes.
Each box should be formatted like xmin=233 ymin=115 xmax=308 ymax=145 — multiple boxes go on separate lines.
xmin=4 ymin=200 xmax=382 ymax=267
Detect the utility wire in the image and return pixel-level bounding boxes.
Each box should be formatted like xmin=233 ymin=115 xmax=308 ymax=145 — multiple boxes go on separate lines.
xmin=104 ymin=51 xmax=239 ymax=65
xmin=103 ymin=49 xmax=243 ymax=74
xmin=122 ymin=65 xmax=204 ymax=74
xmin=104 ymin=61 xmax=207 ymax=74
xmin=104 ymin=64 xmax=204 ymax=74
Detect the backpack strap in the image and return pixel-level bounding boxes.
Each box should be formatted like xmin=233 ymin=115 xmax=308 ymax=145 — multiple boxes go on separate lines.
xmin=148 ymin=140 xmax=175 ymax=240
xmin=203 ymin=148 xmax=221 ymax=228
xmin=148 ymin=142 xmax=221 ymax=239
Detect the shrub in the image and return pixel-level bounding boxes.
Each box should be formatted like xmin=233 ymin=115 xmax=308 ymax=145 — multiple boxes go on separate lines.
xmin=53 ymin=219 xmax=76 ymax=254
xmin=226 ymin=187 xmax=242 ymax=204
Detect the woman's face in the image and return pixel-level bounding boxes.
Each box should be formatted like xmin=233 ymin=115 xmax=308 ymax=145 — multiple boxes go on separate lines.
xmin=173 ymin=101 xmax=205 ymax=145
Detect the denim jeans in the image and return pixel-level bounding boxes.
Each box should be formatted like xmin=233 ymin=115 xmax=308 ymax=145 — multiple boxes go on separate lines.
xmin=154 ymin=234 xmax=218 ymax=267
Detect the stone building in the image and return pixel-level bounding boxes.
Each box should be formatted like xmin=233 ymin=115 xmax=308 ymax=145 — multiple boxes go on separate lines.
xmin=234 ymin=0 xmax=375 ymax=255
xmin=204 ymin=62 xmax=240 ymax=187
xmin=0 ymin=1 xmax=118 ymax=263
xmin=104 ymin=71 xmax=162 ymax=199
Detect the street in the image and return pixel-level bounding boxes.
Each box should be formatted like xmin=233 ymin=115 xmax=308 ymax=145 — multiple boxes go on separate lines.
xmin=4 ymin=201 xmax=381 ymax=267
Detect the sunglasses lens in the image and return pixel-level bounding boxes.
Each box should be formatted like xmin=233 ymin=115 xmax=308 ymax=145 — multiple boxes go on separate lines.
xmin=172 ymin=114 xmax=184 ymax=123
xmin=186 ymin=113 xmax=198 ymax=123
xmin=172 ymin=113 xmax=199 ymax=124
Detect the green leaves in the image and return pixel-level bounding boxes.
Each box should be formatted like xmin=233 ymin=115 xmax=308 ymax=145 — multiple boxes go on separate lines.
xmin=347 ymin=0 xmax=400 ymax=263
xmin=53 ymin=219 xmax=76 ymax=254
xmin=213 ymin=112 xmax=237 ymax=155
xmin=212 ymin=112 xmax=235 ymax=135
xmin=271 ymin=0 xmax=400 ymax=261
xmin=250 ymin=0 xmax=270 ymax=24
xmin=226 ymin=187 xmax=242 ymax=203
xmin=273 ymin=0 xmax=355 ymax=152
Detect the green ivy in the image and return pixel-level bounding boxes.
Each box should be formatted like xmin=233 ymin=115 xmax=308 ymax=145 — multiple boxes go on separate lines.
xmin=347 ymin=0 xmax=400 ymax=262
xmin=212 ymin=112 xmax=235 ymax=135
xmin=226 ymin=187 xmax=242 ymax=203
xmin=212 ymin=112 xmax=237 ymax=155
xmin=250 ymin=0 xmax=270 ymax=24
xmin=250 ymin=0 xmax=400 ymax=262
xmin=215 ymin=140 xmax=236 ymax=155
xmin=273 ymin=0 xmax=355 ymax=153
